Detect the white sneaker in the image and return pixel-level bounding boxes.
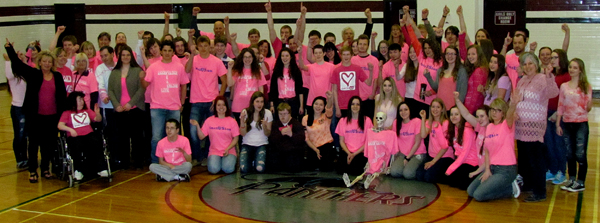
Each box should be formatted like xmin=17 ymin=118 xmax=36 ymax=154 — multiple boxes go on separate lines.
xmin=97 ymin=170 xmax=109 ymax=177
xmin=74 ymin=171 xmax=84 ymax=181
xmin=342 ymin=173 xmax=351 ymax=187
xmin=512 ymin=180 xmax=521 ymax=198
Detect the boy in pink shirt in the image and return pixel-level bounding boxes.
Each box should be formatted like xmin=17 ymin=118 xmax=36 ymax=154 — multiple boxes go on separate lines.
xmin=185 ymin=35 xmax=228 ymax=163
xmin=352 ymin=34 xmax=380 ymax=118
xmin=331 ymin=47 xmax=373 ymax=117
xmin=149 ymin=119 xmax=192 ymax=182
xmin=298 ymin=45 xmax=335 ymax=107
xmin=381 ymin=43 xmax=407 ymax=97
xmin=143 ymin=40 xmax=190 ymax=163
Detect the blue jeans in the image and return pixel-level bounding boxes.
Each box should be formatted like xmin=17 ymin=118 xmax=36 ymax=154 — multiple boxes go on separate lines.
xmin=240 ymin=145 xmax=267 ymax=173
xmin=10 ymin=106 xmax=27 ymax=163
xmin=189 ymin=102 xmax=212 ymax=161
xmin=563 ymin=122 xmax=589 ymax=182
xmin=150 ymin=109 xmax=181 ymax=163
xmin=330 ymin=105 xmax=340 ymax=148
xmin=208 ymin=154 xmax=237 ymax=174
xmin=467 ymin=165 xmax=517 ymax=201
xmin=544 ymin=110 xmax=566 ymax=174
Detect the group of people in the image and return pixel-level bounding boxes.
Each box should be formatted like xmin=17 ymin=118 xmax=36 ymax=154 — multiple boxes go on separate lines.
xmin=4 ymin=3 xmax=592 ymax=203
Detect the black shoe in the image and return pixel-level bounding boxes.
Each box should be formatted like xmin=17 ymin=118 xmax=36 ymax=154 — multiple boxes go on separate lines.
xmin=523 ymin=194 xmax=546 ymax=202
xmin=560 ymin=179 xmax=575 ymax=191
xmin=179 ymin=174 xmax=190 ymax=182
xmin=156 ymin=174 xmax=167 ymax=182
xmin=566 ymin=181 xmax=585 ymax=192
xmin=29 ymin=172 xmax=38 ymax=183
xmin=17 ymin=161 xmax=28 ymax=169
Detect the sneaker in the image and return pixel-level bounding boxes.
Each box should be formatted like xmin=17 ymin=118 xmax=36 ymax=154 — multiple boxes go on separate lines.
xmin=342 ymin=173 xmax=351 ymax=187
xmin=523 ymin=194 xmax=546 ymax=202
xmin=566 ymin=181 xmax=585 ymax=192
xmin=364 ymin=174 xmax=375 ymax=189
xmin=201 ymin=158 xmax=208 ymax=167
xmin=97 ymin=170 xmax=109 ymax=177
xmin=156 ymin=174 xmax=167 ymax=182
xmin=545 ymin=171 xmax=555 ymax=181
xmin=17 ymin=161 xmax=29 ymax=169
xmin=516 ymin=174 xmax=524 ymax=187
xmin=560 ymin=179 xmax=575 ymax=191
xmin=179 ymin=174 xmax=191 ymax=182
xmin=552 ymin=171 xmax=566 ymax=185
xmin=512 ymin=180 xmax=521 ymax=198
xmin=74 ymin=171 xmax=84 ymax=181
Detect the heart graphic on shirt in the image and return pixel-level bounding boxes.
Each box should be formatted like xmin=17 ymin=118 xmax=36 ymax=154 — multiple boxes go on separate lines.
xmin=341 ymin=72 xmax=355 ymax=86
xmin=73 ymin=113 xmax=88 ymax=124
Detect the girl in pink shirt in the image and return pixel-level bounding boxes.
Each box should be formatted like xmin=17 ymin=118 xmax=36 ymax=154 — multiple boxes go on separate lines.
xmin=53 ymin=48 xmax=74 ymax=92
xmin=467 ymin=98 xmax=520 ymax=201
xmin=336 ymin=96 xmax=372 ymax=175
xmin=445 ymin=107 xmax=479 ymax=190
xmin=303 ymin=93 xmax=334 ymax=171
xmin=79 ymin=41 xmax=102 ymax=71
xmin=269 ymin=48 xmax=304 ymax=119
xmin=227 ymin=48 xmax=268 ymax=119
xmin=191 ymin=96 xmax=240 ymax=174
xmin=390 ymin=102 xmax=426 ymax=179
xmin=464 ymin=45 xmax=489 ymax=114
xmin=420 ymin=98 xmax=454 ymax=184
xmin=57 ymin=92 xmax=107 ymax=181
xmin=556 ymin=58 xmax=592 ymax=192
xmin=73 ymin=53 xmax=99 ymax=110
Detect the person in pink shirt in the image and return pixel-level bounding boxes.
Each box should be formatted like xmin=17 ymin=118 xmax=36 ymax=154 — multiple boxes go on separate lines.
xmin=484 ymin=54 xmax=511 ymax=105
xmin=445 ymin=107 xmax=479 ymax=190
xmin=269 ymin=48 xmax=304 ymax=119
xmin=556 ymin=58 xmax=592 ymax=192
xmin=420 ymin=98 xmax=454 ymax=183
xmin=142 ymin=38 xmax=161 ymax=69
xmin=79 ymin=41 xmax=102 ymax=71
xmin=386 ymin=24 xmax=409 ymax=63
xmin=226 ymin=48 xmax=268 ymax=120
xmin=424 ymin=46 xmax=468 ymax=111
xmin=501 ymin=33 xmax=528 ymax=91
xmin=298 ymin=45 xmax=335 ymax=108
xmin=265 ymin=1 xmax=294 ymax=58
xmin=191 ymin=96 xmax=240 ymax=174
xmin=224 ymin=16 xmax=260 ymax=58
xmin=463 ymin=45 xmax=489 ymax=114
xmin=73 ymin=53 xmax=99 ymax=110
xmin=189 ymin=7 xmax=224 ymax=41
xmin=390 ymin=102 xmax=426 ymax=180
xmin=336 ymin=96 xmax=372 ymax=175
xmin=173 ymin=37 xmax=190 ymax=65
xmin=57 ymin=92 xmax=107 ymax=181
xmin=186 ymin=34 xmax=228 ymax=164
xmin=52 ymin=47 xmax=74 ymax=93
xmin=467 ymin=98 xmax=520 ymax=201
xmin=381 ymin=43 xmax=407 ymax=97
xmin=149 ymin=119 xmax=192 ymax=182
xmin=352 ymin=34 xmax=380 ymax=118
xmin=514 ymin=52 xmax=559 ymax=202
xmin=143 ymin=40 xmax=190 ymax=164
xmin=331 ymin=46 xmax=373 ymax=118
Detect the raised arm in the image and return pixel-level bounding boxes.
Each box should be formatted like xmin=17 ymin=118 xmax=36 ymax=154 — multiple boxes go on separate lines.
xmin=453 ymin=92 xmax=477 ymax=126
xmin=163 ymin=12 xmax=170 ymax=38
xmin=295 ymin=4 xmax=307 ymax=46
xmin=437 ymin=6 xmax=450 ymax=30
xmin=4 ymin=40 xmax=36 ymax=80
xmin=49 ymin=26 xmax=66 ymax=51
xmin=265 ymin=1 xmax=278 ymax=44
xmin=224 ymin=17 xmax=241 ymax=57
xmin=191 ymin=7 xmax=201 ymax=38
xmin=456 ymin=6 xmax=471 ymax=45
xmin=185 ymin=30 xmax=196 ymax=73
xmin=226 ymin=60 xmax=235 ymax=87
xmin=135 ymin=30 xmax=145 ymax=66
xmin=363 ymin=8 xmax=373 ymax=37
xmin=561 ymin=23 xmax=570 ymax=52
xmin=419 ymin=110 xmax=430 ymax=138
xmin=500 ymin=33 xmax=512 ymax=56
xmin=296 ymin=41 xmax=309 ymax=71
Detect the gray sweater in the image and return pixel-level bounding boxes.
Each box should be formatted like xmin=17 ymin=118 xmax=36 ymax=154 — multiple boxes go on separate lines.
xmin=424 ymin=65 xmax=468 ymax=102
xmin=107 ymin=66 xmax=146 ymax=111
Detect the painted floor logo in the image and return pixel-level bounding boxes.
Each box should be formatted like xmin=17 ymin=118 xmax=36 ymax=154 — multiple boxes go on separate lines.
xmin=201 ymin=172 xmax=440 ymax=222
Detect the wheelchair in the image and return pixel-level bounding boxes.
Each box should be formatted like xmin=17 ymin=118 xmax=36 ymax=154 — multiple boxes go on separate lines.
xmin=55 ymin=130 xmax=112 ymax=187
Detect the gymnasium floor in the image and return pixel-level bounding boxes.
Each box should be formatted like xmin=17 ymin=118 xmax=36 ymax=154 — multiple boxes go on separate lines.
xmin=0 ymin=89 xmax=597 ymax=223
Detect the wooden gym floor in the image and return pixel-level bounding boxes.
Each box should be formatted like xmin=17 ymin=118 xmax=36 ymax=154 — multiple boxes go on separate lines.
xmin=0 ymin=89 xmax=597 ymax=223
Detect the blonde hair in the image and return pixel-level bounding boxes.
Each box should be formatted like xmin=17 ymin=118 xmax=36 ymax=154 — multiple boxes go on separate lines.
xmin=375 ymin=77 xmax=402 ymax=112
xmin=429 ymin=98 xmax=448 ymax=124
xmin=489 ymin=98 xmax=508 ymax=123
xmin=79 ymin=41 xmax=96 ymax=57
xmin=35 ymin=50 xmax=57 ymax=72
xmin=341 ymin=27 xmax=355 ymax=40
xmin=570 ymin=58 xmax=591 ymax=95
xmin=75 ymin=53 xmax=89 ymax=70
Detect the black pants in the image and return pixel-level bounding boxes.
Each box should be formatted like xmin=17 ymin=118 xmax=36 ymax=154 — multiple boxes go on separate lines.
xmin=143 ymin=103 xmax=153 ymax=164
xmin=423 ymin=156 xmax=454 ymax=184
xmin=268 ymin=147 xmax=304 ymax=173
xmin=564 ymin=122 xmax=589 ymax=182
xmin=363 ymin=99 xmax=375 ymax=119
xmin=181 ymin=97 xmax=192 ymax=139
xmin=114 ymin=108 xmax=146 ymax=168
xmin=306 ymin=143 xmax=335 ymax=171
xmin=448 ymin=164 xmax=478 ymax=190
xmin=517 ymin=140 xmax=547 ymax=197
xmin=337 ymin=152 xmax=367 ymax=175
xmin=28 ymin=114 xmax=59 ymax=173
xmin=68 ymin=133 xmax=107 ymax=177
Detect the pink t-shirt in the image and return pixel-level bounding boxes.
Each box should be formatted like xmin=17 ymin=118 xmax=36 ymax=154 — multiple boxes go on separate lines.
xmin=335 ymin=117 xmax=373 ymax=153
xmin=505 ymin=54 xmax=520 ymax=91
xmin=485 ymin=120 xmax=517 ymax=165
xmin=296 ymin=45 xmax=310 ymax=88
xmin=446 ymin=126 xmax=479 ymax=175
xmin=232 ymin=69 xmax=268 ymax=112
xmin=272 ymin=37 xmax=284 ymax=58
xmin=39 ymin=77 xmax=57 ymax=115
xmin=200 ymin=31 xmax=215 ymax=40
xmin=437 ymin=76 xmax=457 ymax=110
xmin=156 ymin=135 xmax=192 ymax=166
xmin=364 ymin=129 xmax=398 ymax=174
xmin=201 ymin=116 xmax=240 ymax=157
xmin=120 ymin=77 xmax=131 ymax=106
xmin=58 ymin=66 xmax=74 ymax=93
xmin=190 ymin=54 xmax=227 ymax=103
xmin=306 ymin=62 xmax=335 ymax=106
xmin=330 ymin=64 xmax=368 ymax=109
xmin=557 ymin=83 xmax=592 ymax=123
xmin=144 ymin=61 xmax=190 ymax=110
xmin=225 ymin=43 xmax=250 ymax=58
xmin=276 ymin=68 xmax=296 ymax=98
xmin=351 ymin=55 xmax=380 ymax=100
xmin=414 ymin=54 xmax=443 ymax=104
xmin=392 ymin=118 xmax=426 ymax=156
xmin=264 ymin=56 xmax=277 ymax=75
xmin=60 ymin=109 xmax=96 ymax=137
xmin=72 ymin=69 xmax=99 ymax=108
xmin=382 ymin=59 xmax=407 ymax=97
xmin=427 ymin=120 xmax=454 ymax=159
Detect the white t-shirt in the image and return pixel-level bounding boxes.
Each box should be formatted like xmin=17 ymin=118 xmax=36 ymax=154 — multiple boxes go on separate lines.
xmin=241 ymin=109 xmax=273 ymax=146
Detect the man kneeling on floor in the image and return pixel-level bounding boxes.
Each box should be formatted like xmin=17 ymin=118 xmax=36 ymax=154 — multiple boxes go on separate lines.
xmin=150 ymin=119 xmax=192 ymax=182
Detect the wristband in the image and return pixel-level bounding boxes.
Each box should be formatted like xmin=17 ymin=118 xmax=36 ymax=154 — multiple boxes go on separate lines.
xmin=422 ymin=18 xmax=428 ymax=21
xmin=405 ymin=156 xmax=411 ymax=161
xmin=442 ymin=15 xmax=447 ymax=18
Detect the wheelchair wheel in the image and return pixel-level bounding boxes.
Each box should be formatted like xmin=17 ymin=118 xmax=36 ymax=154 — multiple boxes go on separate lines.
xmin=57 ymin=137 xmax=68 ymax=180
xmin=68 ymin=175 xmax=74 ymax=188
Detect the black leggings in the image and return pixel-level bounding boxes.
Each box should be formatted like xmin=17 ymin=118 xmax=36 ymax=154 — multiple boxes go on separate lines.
xmin=307 ymin=142 xmax=335 ymax=171
xmin=27 ymin=114 xmax=59 ymax=173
